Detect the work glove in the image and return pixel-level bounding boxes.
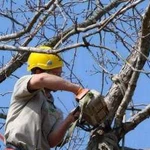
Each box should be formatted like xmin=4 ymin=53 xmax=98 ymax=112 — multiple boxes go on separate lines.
xmin=75 ymin=87 xmax=89 ymax=101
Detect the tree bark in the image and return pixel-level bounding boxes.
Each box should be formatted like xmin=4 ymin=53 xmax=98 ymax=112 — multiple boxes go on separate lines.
xmin=87 ymin=3 xmax=150 ymax=150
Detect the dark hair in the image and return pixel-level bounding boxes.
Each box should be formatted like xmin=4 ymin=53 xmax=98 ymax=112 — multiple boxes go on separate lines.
xmin=31 ymin=67 xmax=45 ymax=74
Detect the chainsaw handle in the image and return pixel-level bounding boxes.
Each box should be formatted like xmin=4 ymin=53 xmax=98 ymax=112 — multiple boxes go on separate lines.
xmin=72 ymin=106 xmax=80 ymax=115
xmin=71 ymin=106 xmax=80 ymax=120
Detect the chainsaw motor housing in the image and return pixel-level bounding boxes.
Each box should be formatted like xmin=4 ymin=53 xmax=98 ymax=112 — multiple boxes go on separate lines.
xmin=78 ymin=89 xmax=109 ymax=127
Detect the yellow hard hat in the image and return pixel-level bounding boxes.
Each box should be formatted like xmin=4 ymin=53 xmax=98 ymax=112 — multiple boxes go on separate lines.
xmin=27 ymin=46 xmax=63 ymax=71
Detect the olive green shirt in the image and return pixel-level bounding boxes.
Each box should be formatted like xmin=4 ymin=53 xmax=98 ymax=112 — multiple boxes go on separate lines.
xmin=4 ymin=75 xmax=63 ymax=150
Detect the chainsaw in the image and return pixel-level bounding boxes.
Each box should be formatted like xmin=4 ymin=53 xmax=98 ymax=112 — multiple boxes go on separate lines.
xmin=75 ymin=89 xmax=109 ymax=131
xmin=58 ymin=89 xmax=109 ymax=147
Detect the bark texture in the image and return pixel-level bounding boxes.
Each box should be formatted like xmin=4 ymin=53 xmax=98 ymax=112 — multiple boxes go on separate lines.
xmin=87 ymin=3 xmax=150 ymax=150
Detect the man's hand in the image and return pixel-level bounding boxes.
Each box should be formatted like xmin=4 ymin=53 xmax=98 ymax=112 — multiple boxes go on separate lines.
xmin=48 ymin=107 xmax=80 ymax=148
xmin=66 ymin=107 xmax=80 ymax=123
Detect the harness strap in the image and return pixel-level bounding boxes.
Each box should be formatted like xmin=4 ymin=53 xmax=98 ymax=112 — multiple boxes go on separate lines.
xmin=78 ymin=92 xmax=93 ymax=122
xmin=59 ymin=119 xmax=78 ymax=148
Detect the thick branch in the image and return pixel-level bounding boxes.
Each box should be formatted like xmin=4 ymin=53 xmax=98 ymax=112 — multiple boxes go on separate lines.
xmin=117 ymin=3 xmax=150 ymax=123
xmin=0 ymin=113 xmax=7 ymax=119
xmin=0 ymin=52 xmax=29 ymax=82
xmin=121 ymin=104 xmax=150 ymax=138
xmin=105 ymin=4 xmax=150 ymax=125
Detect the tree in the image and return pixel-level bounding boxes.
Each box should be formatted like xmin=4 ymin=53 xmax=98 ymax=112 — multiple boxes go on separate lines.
xmin=0 ymin=0 xmax=150 ymax=149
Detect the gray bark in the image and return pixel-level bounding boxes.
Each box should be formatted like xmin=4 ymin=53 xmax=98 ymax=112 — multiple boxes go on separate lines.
xmin=87 ymin=3 xmax=150 ymax=150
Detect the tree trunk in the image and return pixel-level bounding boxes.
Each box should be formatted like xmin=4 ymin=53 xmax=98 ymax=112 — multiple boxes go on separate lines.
xmin=87 ymin=131 xmax=120 ymax=150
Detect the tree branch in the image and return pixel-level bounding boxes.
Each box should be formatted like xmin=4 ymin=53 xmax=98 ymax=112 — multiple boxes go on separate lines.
xmin=115 ymin=3 xmax=150 ymax=137
xmin=105 ymin=3 xmax=150 ymax=126
xmin=0 ymin=0 xmax=55 ymax=41
xmin=0 ymin=113 xmax=7 ymax=119
xmin=0 ymin=0 xmax=134 ymax=83
xmin=121 ymin=104 xmax=150 ymax=138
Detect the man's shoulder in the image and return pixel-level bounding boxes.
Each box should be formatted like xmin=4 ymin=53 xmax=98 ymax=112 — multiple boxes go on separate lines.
xmin=19 ymin=74 xmax=33 ymax=80
xmin=13 ymin=75 xmax=34 ymax=91
xmin=16 ymin=75 xmax=33 ymax=84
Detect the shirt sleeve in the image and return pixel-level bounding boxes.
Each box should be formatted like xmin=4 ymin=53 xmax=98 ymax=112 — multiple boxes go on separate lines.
xmin=13 ymin=75 xmax=38 ymax=101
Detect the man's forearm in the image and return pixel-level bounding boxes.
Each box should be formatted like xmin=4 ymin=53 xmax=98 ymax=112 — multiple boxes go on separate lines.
xmin=28 ymin=73 xmax=81 ymax=94
xmin=48 ymin=115 xmax=74 ymax=148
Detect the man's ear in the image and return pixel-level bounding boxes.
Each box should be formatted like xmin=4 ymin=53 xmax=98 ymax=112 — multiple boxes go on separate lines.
xmin=35 ymin=68 xmax=45 ymax=74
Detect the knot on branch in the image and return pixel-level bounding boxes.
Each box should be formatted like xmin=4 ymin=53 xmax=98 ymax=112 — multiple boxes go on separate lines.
xmin=111 ymin=74 xmax=126 ymax=96
xmin=111 ymin=74 xmax=120 ymax=84
xmin=83 ymin=37 xmax=90 ymax=47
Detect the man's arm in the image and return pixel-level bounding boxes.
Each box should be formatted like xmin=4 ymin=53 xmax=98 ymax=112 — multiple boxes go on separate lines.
xmin=48 ymin=109 xmax=79 ymax=148
xmin=28 ymin=73 xmax=81 ymax=94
